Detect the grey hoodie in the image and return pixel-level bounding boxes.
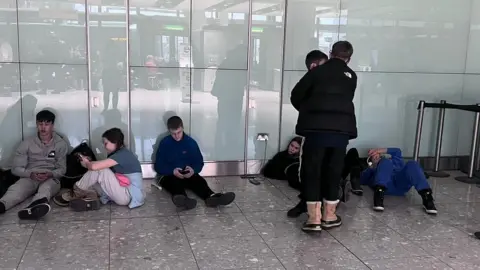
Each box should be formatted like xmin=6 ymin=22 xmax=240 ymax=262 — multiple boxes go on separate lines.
xmin=11 ymin=132 xmax=68 ymax=179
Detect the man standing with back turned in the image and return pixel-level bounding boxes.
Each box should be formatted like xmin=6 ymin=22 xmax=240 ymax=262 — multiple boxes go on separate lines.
xmin=290 ymin=41 xmax=357 ymax=232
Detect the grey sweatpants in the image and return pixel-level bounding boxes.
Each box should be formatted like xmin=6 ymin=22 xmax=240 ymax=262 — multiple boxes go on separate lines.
xmin=0 ymin=178 xmax=61 ymax=210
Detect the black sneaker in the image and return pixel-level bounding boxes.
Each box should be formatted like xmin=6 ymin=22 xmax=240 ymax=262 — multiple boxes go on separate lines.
xmin=18 ymin=198 xmax=51 ymax=220
xmin=302 ymin=221 xmax=322 ymax=232
xmin=419 ymin=189 xmax=437 ymax=215
xmin=0 ymin=201 xmax=5 ymax=214
xmin=475 ymin=232 xmax=480 ymax=239
xmin=350 ymin=176 xmax=364 ymax=196
xmin=321 ymin=216 xmax=342 ymax=229
xmin=70 ymin=198 xmax=101 ymax=212
xmin=373 ymin=186 xmax=385 ymax=212
xmin=287 ymin=200 xmax=306 ymax=218
xmin=205 ymin=192 xmax=235 ymax=207
xmin=172 ymin=194 xmax=197 ymax=210
xmin=53 ymin=190 xmax=75 ymax=207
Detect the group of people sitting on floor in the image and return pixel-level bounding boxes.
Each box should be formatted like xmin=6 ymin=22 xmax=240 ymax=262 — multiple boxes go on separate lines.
xmin=0 ymin=110 xmax=235 ymax=220
xmin=262 ymin=136 xmax=438 ymax=219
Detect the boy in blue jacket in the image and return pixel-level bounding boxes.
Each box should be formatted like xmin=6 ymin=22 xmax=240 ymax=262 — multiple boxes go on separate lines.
xmin=360 ymin=148 xmax=437 ymax=214
xmin=153 ymin=116 xmax=235 ymax=210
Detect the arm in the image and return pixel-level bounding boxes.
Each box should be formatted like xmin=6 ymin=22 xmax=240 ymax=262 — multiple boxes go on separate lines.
xmin=51 ymin=141 xmax=68 ymax=179
xmin=189 ymin=139 xmax=204 ymax=174
xmin=11 ymin=141 xmax=31 ymax=178
xmin=386 ymin=147 xmax=404 ymax=167
xmin=154 ymin=140 xmax=173 ymax=175
xmin=87 ymin=158 xmax=118 ymax=171
xmin=290 ymin=70 xmax=315 ymax=111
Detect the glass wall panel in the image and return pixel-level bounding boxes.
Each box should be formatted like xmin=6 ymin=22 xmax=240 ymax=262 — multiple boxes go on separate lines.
xmin=129 ymin=0 xmax=192 ymax=162
xmin=246 ymin=0 xmax=285 ymax=162
xmin=0 ymin=63 xmax=21 ymax=168
xmin=88 ymin=0 xmax=129 ymax=159
xmin=284 ymin=0 xmax=340 ymax=71
xmin=191 ymin=0 xmax=249 ymax=69
xmin=191 ymin=69 xmax=247 ymax=161
xmin=339 ymin=0 xmax=471 ymax=73
xmin=17 ymin=1 xmax=87 ymax=64
xmin=0 ymin=0 xmax=19 ymax=63
xmin=131 ymin=67 xmax=191 ymax=162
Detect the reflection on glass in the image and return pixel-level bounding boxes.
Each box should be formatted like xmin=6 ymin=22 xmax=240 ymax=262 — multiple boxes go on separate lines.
xmin=20 ymin=63 xmax=89 ymax=147
xmin=88 ymin=0 xmax=129 ymax=158
xmin=192 ymin=0 xmax=249 ymax=69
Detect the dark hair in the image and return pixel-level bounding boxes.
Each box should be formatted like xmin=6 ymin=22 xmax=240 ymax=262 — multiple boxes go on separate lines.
xmin=167 ymin=116 xmax=183 ymax=130
xmin=36 ymin=110 xmax=55 ymax=124
xmin=331 ymin=41 xmax=354 ymax=60
xmin=102 ymin=128 xmax=125 ymax=149
xmin=289 ymin=136 xmax=303 ymax=147
xmin=305 ymin=50 xmax=328 ymax=69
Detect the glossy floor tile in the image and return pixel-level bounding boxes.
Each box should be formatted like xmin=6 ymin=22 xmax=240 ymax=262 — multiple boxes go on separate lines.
xmin=1 ymin=171 xmax=480 ymax=269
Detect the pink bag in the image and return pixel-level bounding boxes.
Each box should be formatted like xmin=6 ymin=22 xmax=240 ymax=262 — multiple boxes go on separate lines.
xmin=115 ymin=173 xmax=131 ymax=187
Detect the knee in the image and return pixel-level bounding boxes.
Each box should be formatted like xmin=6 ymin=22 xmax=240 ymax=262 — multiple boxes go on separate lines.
xmin=405 ymin=161 xmax=421 ymax=170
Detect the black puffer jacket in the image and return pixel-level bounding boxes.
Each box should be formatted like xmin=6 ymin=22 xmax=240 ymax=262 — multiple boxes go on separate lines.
xmin=290 ymin=58 xmax=358 ymax=139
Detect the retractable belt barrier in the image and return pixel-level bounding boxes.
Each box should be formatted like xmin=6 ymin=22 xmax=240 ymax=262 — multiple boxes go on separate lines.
xmin=413 ymin=100 xmax=480 ymax=184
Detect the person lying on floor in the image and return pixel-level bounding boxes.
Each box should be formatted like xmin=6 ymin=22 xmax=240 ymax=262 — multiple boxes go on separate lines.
xmin=153 ymin=116 xmax=235 ymax=210
xmin=360 ymin=147 xmax=437 ymax=214
xmin=54 ymin=128 xmax=144 ymax=211
xmin=0 ymin=110 xmax=68 ymax=220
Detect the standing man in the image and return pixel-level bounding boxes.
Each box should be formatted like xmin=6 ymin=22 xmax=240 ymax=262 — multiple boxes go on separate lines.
xmin=290 ymin=41 xmax=357 ymax=232
xmin=0 ymin=110 xmax=68 ymax=220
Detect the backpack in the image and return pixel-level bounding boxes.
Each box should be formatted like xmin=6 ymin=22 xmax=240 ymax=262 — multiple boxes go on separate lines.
xmin=0 ymin=169 xmax=19 ymax=198
xmin=61 ymin=141 xmax=97 ymax=189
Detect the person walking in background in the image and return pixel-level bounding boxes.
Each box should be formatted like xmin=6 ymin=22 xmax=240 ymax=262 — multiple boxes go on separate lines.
xmin=290 ymin=41 xmax=358 ymax=232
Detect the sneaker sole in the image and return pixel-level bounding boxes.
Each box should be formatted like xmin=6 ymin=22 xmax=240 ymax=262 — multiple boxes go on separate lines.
xmin=351 ymin=189 xmax=364 ymax=196
xmin=205 ymin=192 xmax=235 ymax=207
xmin=424 ymin=206 xmax=438 ymax=215
xmin=18 ymin=203 xmax=51 ymax=220
xmin=53 ymin=195 xmax=69 ymax=207
xmin=173 ymin=195 xmax=197 ymax=210
xmin=302 ymin=223 xmax=322 ymax=232
xmin=373 ymin=206 xmax=384 ymax=212
xmin=321 ymin=216 xmax=342 ymax=229
xmin=70 ymin=199 xmax=101 ymax=212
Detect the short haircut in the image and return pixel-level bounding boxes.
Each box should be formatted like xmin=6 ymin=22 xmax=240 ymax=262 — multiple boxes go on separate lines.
xmin=331 ymin=41 xmax=354 ymax=59
xmin=167 ymin=116 xmax=183 ymax=130
xmin=305 ymin=50 xmax=328 ymax=69
xmin=36 ymin=110 xmax=55 ymax=124
xmin=102 ymin=127 xmax=125 ymax=149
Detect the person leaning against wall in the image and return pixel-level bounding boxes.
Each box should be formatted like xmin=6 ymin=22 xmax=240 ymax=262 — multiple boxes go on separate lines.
xmin=0 ymin=110 xmax=68 ymax=220
xmin=290 ymin=41 xmax=358 ymax=232
xmin=54 ymin=128 xmax=145 ymax=211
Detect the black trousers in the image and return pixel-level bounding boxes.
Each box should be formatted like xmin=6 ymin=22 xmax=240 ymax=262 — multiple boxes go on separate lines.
xmin=299 ymin=137 xmax=346 ymax=202
xmin=287 ymin=148 xmax=360 ymax=193
xmin=160 ymin=174 xmax=214 ymax=200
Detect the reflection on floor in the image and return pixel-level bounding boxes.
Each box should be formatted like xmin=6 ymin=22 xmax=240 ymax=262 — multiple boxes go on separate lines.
xmin=1 ymin=170 xmax=480 ymax=269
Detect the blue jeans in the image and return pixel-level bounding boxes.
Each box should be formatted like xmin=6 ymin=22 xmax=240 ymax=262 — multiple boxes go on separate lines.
xmin=370 ymin=160 xmax=430 ymax=196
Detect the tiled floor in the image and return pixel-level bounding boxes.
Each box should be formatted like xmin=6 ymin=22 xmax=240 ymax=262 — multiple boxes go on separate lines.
xmin=1 ymin=170 xmax=480 ymax=270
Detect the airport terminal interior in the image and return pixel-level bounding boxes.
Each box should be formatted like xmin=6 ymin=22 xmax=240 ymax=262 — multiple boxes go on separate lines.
xmin=1 ymin=0 xmax=480 ymax=269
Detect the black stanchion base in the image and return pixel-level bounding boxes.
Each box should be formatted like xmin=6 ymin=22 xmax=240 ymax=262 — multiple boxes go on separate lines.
xmin=426 ymin=171 xmax=450 ymax=178
xmin=240 ymin=175 xmax=256 ymax=179
xmin=455 ymin=175 xmax=480 ymax=184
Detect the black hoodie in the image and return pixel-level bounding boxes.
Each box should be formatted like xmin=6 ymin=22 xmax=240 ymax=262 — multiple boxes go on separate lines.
xmin=261 ymin=137 xmax=302 ymax=180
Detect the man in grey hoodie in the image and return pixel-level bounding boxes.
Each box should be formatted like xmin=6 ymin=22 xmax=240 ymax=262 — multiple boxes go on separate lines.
xmin=0 ymin=110 xmax=68 ymax=220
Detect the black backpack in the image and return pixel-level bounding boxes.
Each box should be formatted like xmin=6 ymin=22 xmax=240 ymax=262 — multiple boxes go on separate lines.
xmin=62 ymin=141 xmax=97 ymax=189
xmin=0 ymin=169 xmax=19 ymax=198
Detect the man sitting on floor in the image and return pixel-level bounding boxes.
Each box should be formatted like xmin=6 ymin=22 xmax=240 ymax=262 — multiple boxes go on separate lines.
xmin=0 ymin=110 xmax=68 ymax=220
xmin=360 ymin=147 xmax=437 ymax=214
xmin=153 ymin=116 xmax=235 ymax=210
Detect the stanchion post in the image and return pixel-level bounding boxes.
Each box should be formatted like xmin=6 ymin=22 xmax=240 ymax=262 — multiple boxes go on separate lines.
xmin=456 ymin=103 xmax=480 ymax=184
xmin=413 ymin=100 xmax=425 ymax=162
xmin=427 ymin=100 xmax=450 ymax=177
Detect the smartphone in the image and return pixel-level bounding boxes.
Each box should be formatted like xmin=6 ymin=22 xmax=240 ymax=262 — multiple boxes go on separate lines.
xmin=179 ymin=169 xmax=189 ymax=175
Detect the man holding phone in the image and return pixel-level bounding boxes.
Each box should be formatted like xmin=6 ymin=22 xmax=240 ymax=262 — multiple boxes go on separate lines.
xmin=0 ymin=110 xmax=68 ymax=220
xmin=153 ymin=116 xmax=235 ymax=210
